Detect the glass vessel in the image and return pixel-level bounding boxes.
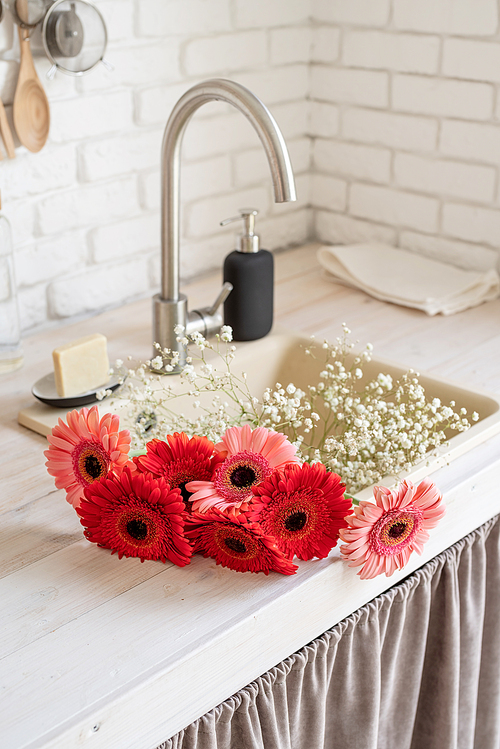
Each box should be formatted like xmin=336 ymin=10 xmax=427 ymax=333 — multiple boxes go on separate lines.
xmin=0 ymin=196 xmax=23 ymax=373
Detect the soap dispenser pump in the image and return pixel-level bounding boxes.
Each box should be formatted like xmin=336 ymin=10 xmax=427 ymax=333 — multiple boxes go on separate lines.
xmin=221 ymin=208 xmax=273 ymax=341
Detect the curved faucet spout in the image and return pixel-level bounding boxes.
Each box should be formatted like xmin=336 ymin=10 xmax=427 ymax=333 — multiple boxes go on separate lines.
xmin=153 ymin=78 xmax=297 ymax=367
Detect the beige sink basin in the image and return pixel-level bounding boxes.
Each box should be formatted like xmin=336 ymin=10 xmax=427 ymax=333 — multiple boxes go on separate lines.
xmin=18 ymin=330 xmax=500 ymax=497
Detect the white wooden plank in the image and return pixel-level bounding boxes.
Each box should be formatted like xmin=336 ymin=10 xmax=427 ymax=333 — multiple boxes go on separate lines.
xmin=0 ymin=539 xmax=167 ymax=659
xmin=0 ymin=490 xmax=82 ymax=578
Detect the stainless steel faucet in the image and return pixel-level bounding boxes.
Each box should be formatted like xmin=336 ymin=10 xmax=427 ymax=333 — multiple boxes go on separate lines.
xmin=153 ymin=78 xmax=297 ymax=370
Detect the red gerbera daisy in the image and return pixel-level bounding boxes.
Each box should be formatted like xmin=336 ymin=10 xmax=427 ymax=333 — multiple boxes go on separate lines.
xmin=78 ymin=467 xmax=192 ymax=566
xmin=44 ymin=406 xmax=131 ymax=509
xmin=185 ymin=511 xmax=297 ymax=575
xmin=133 ymin=432 xmax=225 ymax=509
xmin=250 ymin=463 xmax=351 ymax=560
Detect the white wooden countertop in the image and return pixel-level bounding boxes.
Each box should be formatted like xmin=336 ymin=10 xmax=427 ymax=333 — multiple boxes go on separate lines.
xmin=3 ymin=244 xmax=500 ymax=749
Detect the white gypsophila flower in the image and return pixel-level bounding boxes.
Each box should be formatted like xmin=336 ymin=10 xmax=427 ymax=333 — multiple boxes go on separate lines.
xmin=95 ymin=388 xmax=112 ymax=401
xmin=150 ymin=356 xmax=164 ymax=370
xmin=220 ymin=325 xmax=233 ymax=342
xmin=190 ymin=331 xmax=206 ymax=351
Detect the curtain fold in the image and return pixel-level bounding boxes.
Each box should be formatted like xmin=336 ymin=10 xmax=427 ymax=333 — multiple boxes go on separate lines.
xmin=159 ymin=515 xmax=500 ymax=749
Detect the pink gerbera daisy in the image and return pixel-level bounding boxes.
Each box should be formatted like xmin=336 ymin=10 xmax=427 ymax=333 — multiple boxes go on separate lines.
xmin=250 ymin=463 xmax=351 ymax=560
xmin=185 ymin=510 xmax=297 ymax=575
xmin=133 ymin=433 xmax=225 ymax=508
xmin=78 ymin=467 xmax=192 ymax=566
xmin=185 ymin=424 xmax=300 ymax=516
xmin=44 ymin=406 xmax=131 ymax=509
xmin=339 ymin=478 xmax=446 ymax=579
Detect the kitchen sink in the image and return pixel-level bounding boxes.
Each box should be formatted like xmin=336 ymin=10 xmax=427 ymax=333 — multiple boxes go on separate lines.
xmin=18 ymin=330 xmax=500 ymax=498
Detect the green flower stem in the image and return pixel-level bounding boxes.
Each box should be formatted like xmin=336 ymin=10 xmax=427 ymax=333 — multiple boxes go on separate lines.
xmin=344 ymin=493 xmax=360 ymax=506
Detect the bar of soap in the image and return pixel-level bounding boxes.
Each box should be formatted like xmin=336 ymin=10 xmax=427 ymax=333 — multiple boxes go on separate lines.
xmin=52 ymin=334 xmax=110 ymax=397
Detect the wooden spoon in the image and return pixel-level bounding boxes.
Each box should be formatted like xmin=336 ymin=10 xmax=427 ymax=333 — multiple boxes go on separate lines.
xmin=0 ymin=97 xmax=16 ymax=158
xmin=13 ymin=26 xmax=50 ymax=153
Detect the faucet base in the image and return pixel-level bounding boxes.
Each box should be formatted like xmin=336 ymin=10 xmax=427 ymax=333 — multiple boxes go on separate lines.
xmin=152 ymin=292 xmax=188 ymax=368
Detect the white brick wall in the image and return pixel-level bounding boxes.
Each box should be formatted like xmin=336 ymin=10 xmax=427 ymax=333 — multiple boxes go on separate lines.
xmin=392 ymin=0 xmax=498 ymax=36
xmin=313 ymin=0 xmax=390 ymax=27
xmin=311 ymin=67 xmax=389 ymax=108
xmin=0 ymin=0 xmax=311 ymax=333
xmin=393 ymin=154 xmax=496 ymax=203
xmin=342 ymin=109 xmax=438 ymax=152
xmin=310 ymin=0 xmax=500 ymax=267
xmin=349 ymin=185 xmax=439 ymax=233
xmin=314 ymin=140 xmax=391 ymax=184
xmin=4 ymin=0 xmax=500 ymax=336
xmin=343 ymin=31 xmax=440 ymax=75
xmin=391 ymin=76 xmax=493 ymax=120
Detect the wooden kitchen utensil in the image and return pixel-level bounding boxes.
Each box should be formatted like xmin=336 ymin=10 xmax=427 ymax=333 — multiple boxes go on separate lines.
xmin=0 ymin=98 xmax=16 ymax=158
xmin=13 ymin=27 xmax=50 ymax=153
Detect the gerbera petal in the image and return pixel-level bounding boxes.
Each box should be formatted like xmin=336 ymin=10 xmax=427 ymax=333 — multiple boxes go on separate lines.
xmin=412 ymin=479 xmax=442 ymax=510
xmin=219 ymin=425 xmax=246 ymax=454
xmin=373 ymin=485 xmax=394 ymax=512
xmin=52 ymin=418 xmax=81 ymax=445
xmin=359 ymin=502 xmax=384 ymax=522
xmin=248 ymin=427 xmax=269 ymax=455
xmin=359 ymin=553 xmax=383 ymax=579
xmin=185 ymin=480 xmax=213 ymax=494
xmin=190 ymin=489 xmax=219 ymax=505
xmin=384 ymin=555 xmax=399 ymax=577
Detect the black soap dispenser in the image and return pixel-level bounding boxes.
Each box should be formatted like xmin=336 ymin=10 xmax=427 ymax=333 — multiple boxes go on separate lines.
xmin=221 ymin=208 xmax=273 ymax=341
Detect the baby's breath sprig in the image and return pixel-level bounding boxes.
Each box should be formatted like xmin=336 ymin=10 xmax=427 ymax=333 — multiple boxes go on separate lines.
xmin=114 ymin=325 xmax=263 ymax=451
xmin=112 ymin=324 xmax=476 ymax=493
xmin=261 ymin=324 xmax=476 ymax=492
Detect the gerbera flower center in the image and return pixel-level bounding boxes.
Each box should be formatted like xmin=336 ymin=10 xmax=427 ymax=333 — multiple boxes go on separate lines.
xmin=284 ymin=510 xmax=308 ymax=532
xmin=388 ymin=521 xmax=406 ymax=539
xmin=224 ymin=536 xmax=247 ymax=553
xmin=85 ymin=455 xmax=104 ymax=479
xmin=73 ymin=440 xmax=110 ymax=487
xmin=214 ymin=450 xmax=272 ymax=503
xmin=126 ymin=519 xmax=148 ymax=540
xmin=370 ymin=507 xmax=423 ymax=556
xmin=211 ymin=524 xmax=260 ymax=561
xmin=116 ymin=508 xmax=158 ymax=548
xmin=178 ymin=482 xmax=190 ymax=503
xmin=230 ymin=465 xmax=256 ymax=488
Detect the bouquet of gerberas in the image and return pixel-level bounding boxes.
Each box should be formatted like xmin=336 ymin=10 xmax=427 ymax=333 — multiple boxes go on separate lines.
xmin=44 ymin=407 xmax=446 ymax=580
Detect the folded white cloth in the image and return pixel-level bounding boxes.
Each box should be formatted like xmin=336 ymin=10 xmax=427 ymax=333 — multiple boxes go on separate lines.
xmin=317 ymin=243 xmax=500 ymax=316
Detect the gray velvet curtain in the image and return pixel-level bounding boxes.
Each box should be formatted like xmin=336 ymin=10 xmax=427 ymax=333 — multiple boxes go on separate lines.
xmin=159 ymin=515 xmax=500 ymax=749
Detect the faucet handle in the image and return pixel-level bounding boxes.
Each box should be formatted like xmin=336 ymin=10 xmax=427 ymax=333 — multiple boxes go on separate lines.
xmin=187 ymin=281 xmax=233 ymax=339
xmin=208 ymin=281 xmax=233 ymax=316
